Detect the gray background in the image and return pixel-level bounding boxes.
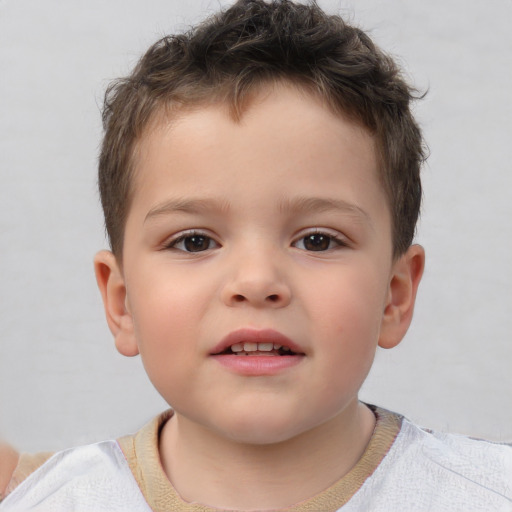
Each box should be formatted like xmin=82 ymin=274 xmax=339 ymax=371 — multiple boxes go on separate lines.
xmin=1 ymin=0 xmax=511 ymax=452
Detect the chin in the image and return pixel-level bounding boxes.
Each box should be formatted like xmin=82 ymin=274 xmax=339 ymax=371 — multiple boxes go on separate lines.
xmin=210 ymin=407 xmax=314 ymax=446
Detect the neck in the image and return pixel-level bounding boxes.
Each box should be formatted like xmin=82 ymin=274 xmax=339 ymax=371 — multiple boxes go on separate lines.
xmin=159 ymin=401 xmax=376 ymax=510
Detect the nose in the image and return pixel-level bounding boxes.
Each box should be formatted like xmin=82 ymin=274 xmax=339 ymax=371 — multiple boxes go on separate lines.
xmin=221 ymin=247 xmax=291 ymax=308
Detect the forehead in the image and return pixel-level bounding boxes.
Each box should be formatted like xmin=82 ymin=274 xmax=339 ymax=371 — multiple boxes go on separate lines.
xmin=136 ymin=81 xmax=375 ymax=162
xmin=128 ymin=83 xmax=389 ymax=230
xmin=135 ymin=84 xmax=376 ymax=176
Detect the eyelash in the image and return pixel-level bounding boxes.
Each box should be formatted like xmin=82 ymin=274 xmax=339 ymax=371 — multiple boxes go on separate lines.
xmin=293 ymin=230 xmax=348 ymax=252
xmin=164 ymin=229 xmax=348 ymax=253
xmin=165 ymin=231 xmax=220 ymax=253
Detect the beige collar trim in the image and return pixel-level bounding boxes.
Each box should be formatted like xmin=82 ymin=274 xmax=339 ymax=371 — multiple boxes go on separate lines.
xmin=117 ymin=404 xmax=402 ymax=511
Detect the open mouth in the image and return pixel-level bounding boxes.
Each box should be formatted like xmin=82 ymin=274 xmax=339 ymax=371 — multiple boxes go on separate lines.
xmin=211 ymin=328 xmax=304 ymax=360
xmin=211 ymin=329 xmax=304 ymax=374
xmin=219 ymin=342 xmax=298 ymax=356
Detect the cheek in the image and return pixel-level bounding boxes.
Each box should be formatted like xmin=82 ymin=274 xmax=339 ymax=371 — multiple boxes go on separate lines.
xmin=126 ymin=268 xmax=210 ymax=385
xmin=313 ymin=265 xmax=387 ymax=338
xmin=129 ymin=263 xmax=212 ymax=330
xmin=309 ymin=265 xmax=388 ymax=381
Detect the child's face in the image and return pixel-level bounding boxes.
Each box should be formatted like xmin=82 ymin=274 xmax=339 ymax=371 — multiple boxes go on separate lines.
xmin=99 ymin=84 xmax=418 ymax=444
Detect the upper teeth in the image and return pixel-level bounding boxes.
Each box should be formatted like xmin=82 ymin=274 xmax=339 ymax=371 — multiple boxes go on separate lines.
xmin=231 ymin=342 xmax=285 ymax=352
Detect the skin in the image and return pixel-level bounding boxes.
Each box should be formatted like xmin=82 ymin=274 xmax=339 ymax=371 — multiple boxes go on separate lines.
xmin=95 ymin=83 xmax=424 ymax=510
xmin=0 ymin=443 xmax=19 ymax=499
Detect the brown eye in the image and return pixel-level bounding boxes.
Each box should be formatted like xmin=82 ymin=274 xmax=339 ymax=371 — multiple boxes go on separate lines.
xmin=183 ymin=235 xmax=212 ymax=252
xmin=302 ymin=233 xmax=332 ymax=251
xmin=170 ymin=233 xmax=218 ymax=252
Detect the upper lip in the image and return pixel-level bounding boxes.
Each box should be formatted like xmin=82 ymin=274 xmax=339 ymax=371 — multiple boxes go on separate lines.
xmin=211 ymin=328 xmax=304 ymax=355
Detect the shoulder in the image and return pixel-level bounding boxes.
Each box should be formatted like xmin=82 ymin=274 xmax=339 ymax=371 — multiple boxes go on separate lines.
xmin=0 ymin=440 xmax=151 ymax=511
xmin=399 ymin=417 xmax=512 ymax=485
xmin=356 ymin=413 xmax=512 ymax=511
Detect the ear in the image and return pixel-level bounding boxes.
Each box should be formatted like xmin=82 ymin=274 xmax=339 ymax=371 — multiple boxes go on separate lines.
xmin=94 ymin=250 xmax=139 ymax=357
xmin=378 ymin=244 xmax=425 ymax=349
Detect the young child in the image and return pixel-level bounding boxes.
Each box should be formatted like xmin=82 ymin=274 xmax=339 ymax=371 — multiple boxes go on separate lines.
xmin=1 ymin=0 xmax=511 ymax=510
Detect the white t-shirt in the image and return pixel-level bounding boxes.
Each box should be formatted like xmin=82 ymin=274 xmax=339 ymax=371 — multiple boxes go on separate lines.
xmin=1 ymin=407 xmax=511 ymax=511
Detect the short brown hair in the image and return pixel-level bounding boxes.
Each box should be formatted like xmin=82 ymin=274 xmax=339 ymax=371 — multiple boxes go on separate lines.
xmin=99 ymin=0 xmax=425 ymax=258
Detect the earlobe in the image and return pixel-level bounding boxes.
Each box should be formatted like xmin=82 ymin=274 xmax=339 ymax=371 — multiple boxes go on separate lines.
xmin=94 ymin=250 xmax=139 ymax=357
xmin=378 ymin=244 xmax=425 ymax=349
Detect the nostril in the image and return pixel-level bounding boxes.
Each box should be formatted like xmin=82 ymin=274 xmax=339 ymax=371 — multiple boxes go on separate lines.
xmin=224 ymin=287 xmax=290 ymax=307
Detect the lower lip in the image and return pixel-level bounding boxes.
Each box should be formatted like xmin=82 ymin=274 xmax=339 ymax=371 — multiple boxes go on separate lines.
xmin=212 ymin=354 xmax=304 ymax=376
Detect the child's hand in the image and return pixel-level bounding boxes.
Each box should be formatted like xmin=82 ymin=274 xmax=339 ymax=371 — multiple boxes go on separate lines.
xmin=0 ymin=442 xmax=19 ymax=500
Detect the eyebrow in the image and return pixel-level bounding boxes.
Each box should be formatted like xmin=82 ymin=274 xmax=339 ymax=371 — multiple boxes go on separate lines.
xmin=144 ymin=195 xmax=372 ymax=227
xmin=278 ymin=196 xmax=373 ymax=227
xmin=144 ymin=197 xmax=230 ymax=223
